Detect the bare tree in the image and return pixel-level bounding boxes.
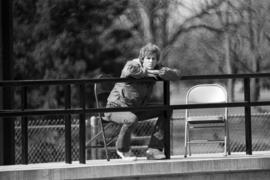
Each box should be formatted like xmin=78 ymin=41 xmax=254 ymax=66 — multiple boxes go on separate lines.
xmin=246 ymin=0 xmax=269 ymax=101
xmin=127 ymin=0 xmax=225 ymax=59
xmin=124 ymin=0 xmax=270 ymax=102
xmin=225 ymin=0 xmax=270 ymax=102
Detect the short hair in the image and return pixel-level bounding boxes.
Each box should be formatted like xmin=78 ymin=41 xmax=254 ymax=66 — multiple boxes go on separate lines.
xmin=139 ymin=43 xmax=160 ymax=62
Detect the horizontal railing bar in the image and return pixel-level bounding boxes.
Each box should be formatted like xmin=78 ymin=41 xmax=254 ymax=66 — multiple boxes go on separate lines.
xmin=0 ymin=77 xmax=162 ymax=86
xmin=250 ymin=101 xmax=270 ymax=106
xmin=1 ymin=73 xmax=270 ymax=86
xmin=181 ymin=73 xmax=270 ymax=80
xmin=15 ymin=125 xmax=80 ymax=129
xmin=1 ymin=101 xmax=270 ymax=117
xmin=106 ymin=145 xmax=148 ymax=150
xmin=188 ymin=140 xmax=225 ymax=144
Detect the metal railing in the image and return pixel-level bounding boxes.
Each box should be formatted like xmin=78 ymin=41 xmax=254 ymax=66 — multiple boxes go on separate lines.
xmin=1 ymin=73 xmax=270 ymax=164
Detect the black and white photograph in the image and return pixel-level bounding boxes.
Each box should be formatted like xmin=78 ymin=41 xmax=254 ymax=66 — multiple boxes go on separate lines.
xmin=1 ymin=0 xmax=270 ymax=179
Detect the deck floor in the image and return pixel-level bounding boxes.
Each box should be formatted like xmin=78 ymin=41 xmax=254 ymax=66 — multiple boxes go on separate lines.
xmin=1 ymin=151 xmax=270 ymax=172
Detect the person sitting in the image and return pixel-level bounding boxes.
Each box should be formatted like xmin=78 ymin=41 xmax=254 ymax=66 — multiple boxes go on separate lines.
xmin=104 ymin=43 xmax=181 ymax=160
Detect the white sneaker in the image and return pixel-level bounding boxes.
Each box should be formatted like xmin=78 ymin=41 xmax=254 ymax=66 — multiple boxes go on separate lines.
xmin=116 ymin=150 xmax=137 ymax=161
xmin=146 ymin=148 xmax=166 ymax=160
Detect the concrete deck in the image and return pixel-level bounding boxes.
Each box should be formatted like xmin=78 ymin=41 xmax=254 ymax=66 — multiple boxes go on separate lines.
xmin=1 ymin=152 xmax=270 ymax=180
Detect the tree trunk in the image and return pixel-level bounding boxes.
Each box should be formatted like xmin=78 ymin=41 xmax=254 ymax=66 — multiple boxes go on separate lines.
xmin=137 ymin=6 xmax=152 ymax=43
xmin=224 ymin=31 xmax=233 ymax=102
xmin=160 ymin=1 xmax=169 ymax=64
xmin=248 ymin=0 xmax=260 ymax=102
xmin=224 ymin=0 xmax=233 ymax=102
xmin=250 ymin=56 xmax=260 ymax=101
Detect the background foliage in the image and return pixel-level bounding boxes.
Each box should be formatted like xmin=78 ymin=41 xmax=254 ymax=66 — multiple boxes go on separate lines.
xmin=9 ymin=0 xmax=270 ymax=163
xmin=13 ymin=0 xmax=270 ymax=109
xmin=13 ymin=0 xmax=140 ymax=108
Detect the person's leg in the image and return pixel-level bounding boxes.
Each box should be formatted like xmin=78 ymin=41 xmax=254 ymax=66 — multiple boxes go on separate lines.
xmin=136 ymin=110 xmax=165 ymax=150
xmin=148 ymin=114 xmax=165 ymax=150
xmin=108 ymin=111 xmax=138 ymax=152
xmin=136 ymin=110 xmax=172 ymax=160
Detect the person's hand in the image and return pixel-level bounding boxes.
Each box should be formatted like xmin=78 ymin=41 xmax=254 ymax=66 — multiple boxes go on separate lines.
xmin=158 ymin=67 xmax=169 ymax=77
xmin=158 ymin=67 xmax=181 ymax=80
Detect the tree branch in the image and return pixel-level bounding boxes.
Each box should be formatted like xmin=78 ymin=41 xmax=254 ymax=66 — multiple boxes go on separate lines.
xmin=167 ymin=0 xmax=225 ymax=47
xmin=265 ymin=32 xmax=270 ymax=44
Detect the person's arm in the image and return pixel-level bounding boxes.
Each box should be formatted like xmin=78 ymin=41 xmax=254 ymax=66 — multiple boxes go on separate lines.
xmin=122 ymin=60 xmax=158 ymax=79
xmin=148 ymin=67 xmax=181 ymax=81
xmin=121 ymin=59 xmax=147 ymax=78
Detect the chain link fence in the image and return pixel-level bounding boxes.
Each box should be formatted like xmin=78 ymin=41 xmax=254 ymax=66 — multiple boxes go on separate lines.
xmin=171 ymin=112 xmax=270 ymax=155
xmin=14 ymin=115 xmax=156 ymax=163
xmin=15 ymin=113 xmax=270 ymax=164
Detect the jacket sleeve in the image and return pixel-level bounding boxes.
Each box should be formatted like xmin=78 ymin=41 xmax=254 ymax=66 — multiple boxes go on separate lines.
xmin=121 ymin=59 xmax=147 ymax=78
xmin=158 ymin=67 xmax=181 ymax=81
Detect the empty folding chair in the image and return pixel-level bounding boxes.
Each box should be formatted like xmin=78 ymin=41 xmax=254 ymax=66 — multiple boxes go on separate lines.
xmin=184 ymin=84 xmax=230 ymax=157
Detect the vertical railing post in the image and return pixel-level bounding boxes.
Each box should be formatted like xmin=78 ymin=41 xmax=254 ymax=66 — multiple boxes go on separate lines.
xmin=0 ymin=0 xmax=15 ymax=166
xmin=21 ymin=86 xmax=28 ymax=164
xmin=163 ymin=80 xmax=171 ymax=159
xmin=79 ymin=84 xmax=86 ymax=163
xmin=244 ymin=78 xmax=252 ymax=155
xmin=64 ymin=84 xmax=72 ymax=164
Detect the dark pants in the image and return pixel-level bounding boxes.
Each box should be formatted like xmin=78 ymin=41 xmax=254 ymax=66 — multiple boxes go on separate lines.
xmin=105 ymin=108 xmax=168 ymax=152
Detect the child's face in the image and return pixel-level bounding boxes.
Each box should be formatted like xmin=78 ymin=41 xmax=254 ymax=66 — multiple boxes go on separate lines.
xmin=142 ymin=54 xmax=157 ymax=70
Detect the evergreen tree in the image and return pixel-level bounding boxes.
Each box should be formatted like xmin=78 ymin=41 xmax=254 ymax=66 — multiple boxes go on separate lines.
xmin=13 ymin=0 xmax=134 ymax=108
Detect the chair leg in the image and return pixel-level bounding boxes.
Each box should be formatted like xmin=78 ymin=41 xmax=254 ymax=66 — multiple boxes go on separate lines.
xmin=224 ymin=120 xmax=231 ymax=156
xmin=96 ymin=115 xmax=110 ymax=161
xmin=100 ymin=123 xmax=110 ymax=161
xmin=185 ymin=123 xmax=191 ymax=156
xmin=188 ymin=124 xmax=191 ymax=157
xmin=224 ymin=136 xmax=227 ymax=156
xmin=223 ymin=122 xmax=226 ymax=156
xmin=184 ymin=122 xmax=188 ymax=158
xmin=227 ymin=122 xmax=231 ymax=155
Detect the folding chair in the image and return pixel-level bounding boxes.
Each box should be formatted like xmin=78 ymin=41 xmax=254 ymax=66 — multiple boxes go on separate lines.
xmin=184 ymin=84 xmax=230 ymax=157
xmin=85 ymin=74 xmax=119 ymax=161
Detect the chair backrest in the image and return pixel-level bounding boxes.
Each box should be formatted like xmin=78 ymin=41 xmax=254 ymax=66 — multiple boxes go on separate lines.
xmin=94 ymin=74 xmax=115 ymax=109
xmin=186 ymin=84 xmax=228 ymax=117
xmin=186 ymin=84 xmax=227 ymax=104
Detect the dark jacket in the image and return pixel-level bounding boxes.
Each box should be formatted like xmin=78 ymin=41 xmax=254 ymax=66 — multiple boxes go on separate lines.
xmin=107 ymin=58 xmax=181 ymax=107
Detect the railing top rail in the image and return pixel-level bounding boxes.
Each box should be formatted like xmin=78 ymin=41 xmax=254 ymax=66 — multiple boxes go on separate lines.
xmin=0 ymin=77 xmax=161 ymax=86
xmin=181 ymin=73 xmax=270 ymax=80
xmin=0 ymin=73 xmax=270 ymax=86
